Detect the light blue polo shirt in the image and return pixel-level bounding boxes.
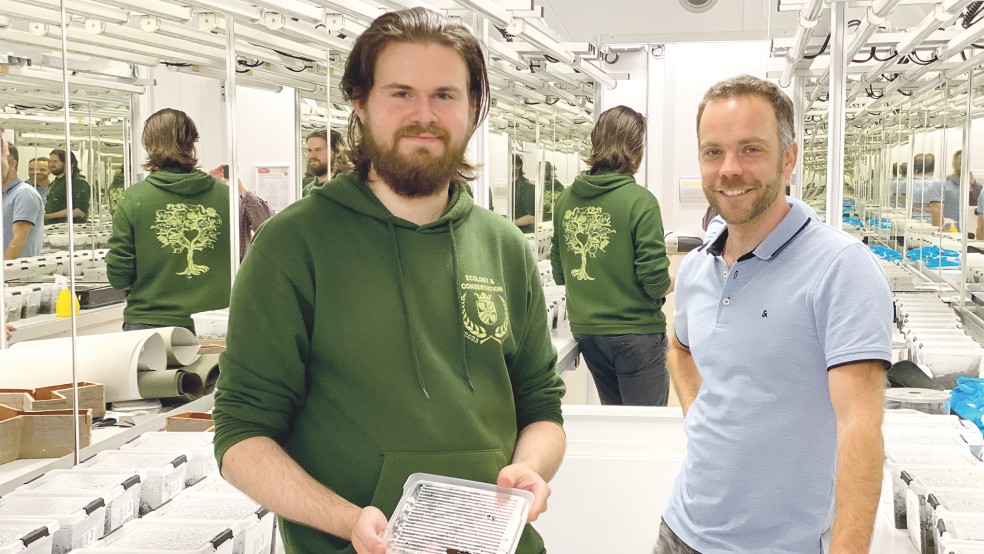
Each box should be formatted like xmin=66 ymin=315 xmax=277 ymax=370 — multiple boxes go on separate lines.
xmin=909 ymin=177 xmax=937 ymax=220
xmin=2 ymin=178 xmax=45 ymax=258
xmin=927 ymin=176 xmax=963 ymax=229
xmin=663 ymin=198 xmax=893 ymax=554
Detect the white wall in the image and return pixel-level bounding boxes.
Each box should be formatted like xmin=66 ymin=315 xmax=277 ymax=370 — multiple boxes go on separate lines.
xmin=233 ymin=85 xmax=297 ymax=211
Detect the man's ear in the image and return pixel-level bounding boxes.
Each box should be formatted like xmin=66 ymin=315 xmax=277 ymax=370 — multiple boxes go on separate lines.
xmin=352 ymin=99 xmax=366 ymax=123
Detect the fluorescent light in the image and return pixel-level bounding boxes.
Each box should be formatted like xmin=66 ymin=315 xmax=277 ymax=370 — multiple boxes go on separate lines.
xmin=181 ymin=0 xmax=262 ymax=22
xmin=453 ymin=0 xmax=510 ymax=26
xmin=168 ymin=65 xmax=285 ymax=93
xmin=219 ymin=18 xmax=329 ymax=61
xmin=307 ymin=0 xmax=383 ymax=24
xmin=18 ymin=0 xmax=128 ymax=24
xmin=575 ymin=58 xmax=616 ymax=89
xmin=249 ymin=0 xmax=324 ymax=23
xmin=0 ymin=28 xmax=161 ymax=67
xmin=94 ymin=0 xmax=193 ymax=22
xmin=2 ymin=66 xmax=146 ymax=93
xmin=508 ymin=18 xmax=576 ymax=65
xmin=487 ymin=38 xmax=527 ymax=70
xmin=264 ymin=16 xmax=351 ymax=52
xmin=65 ymin=26 xmax=222 ymax=66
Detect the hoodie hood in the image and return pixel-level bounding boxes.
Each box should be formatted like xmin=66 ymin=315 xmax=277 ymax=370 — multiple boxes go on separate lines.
xmin=144 ymin=168 xmax=217 ymax=197
xmin=571 ymin=169 xmax=637 ymax=199
xmin=314 ymin=172 xmax=474 ymax=232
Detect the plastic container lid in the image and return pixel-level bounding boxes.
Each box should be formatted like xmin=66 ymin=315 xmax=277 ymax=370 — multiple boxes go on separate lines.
xmin=382 ymin=473 xmax=533 ymax=554
xmin=884 ymin=412 xmax=963 ymax=429
xmin=82 ymin=451 xmax=186 ymax=472
xmin=18 ymin=469 xmax=141 ymax=495
xmin=886 ymin=388 xmax=952 ymax=404
xmin=0 ymin=493 xmax=105 ymax=527
xmin=929 ymin=488 xmax=984 ymax=514
xmin=123 ymin=432 xmax=213 ymax=450
xmin=186 ymin=478 xmax=244 ymax=498
xmin=900 ymin=466 xmax=984 ymax=491
xmin=100 ymin=521 xmax=233 ymax=551
xmin=152 ymin=495 xmax=264 ymax=522
xmin=0 ymin=520 xmax=57 ymax=552
xmin=939 ymin=512 xmax=984 ymax=541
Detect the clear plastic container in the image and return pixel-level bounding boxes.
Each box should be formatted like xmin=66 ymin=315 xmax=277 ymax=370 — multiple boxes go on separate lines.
xmin=75 ymin=520 xmax=235 ymax=554
xmin=381 ymin=473 xmax=533 ymax=554
xmin=882 ymin=418 xmax=984 ymax=459
xmin=885 ymin=447 xmax=984 ymax=529
xmin=885 ymin=412 xmax=965 ymax=429
xmin=122 ymin=432 xmax=216 ymax=486
xmin=78 ymin=450 xmax=188 ymax=514
xmin=937 ymin=513 xmax=984 ymax=554
xmin=147 ymin=494 xmax=273 ymax=554
xmin=0 ymin=519 xmax=59 ymax=554
xmin=886 ymin=388 xmax=953 ymax=415
xmin=184 ymin=476 xmax=248 ymax=499
xmin=918 ymin=488 xmax=984 ymax=554
xmin=190 ymin=309 xmax=229 ymax=339
xmin=16 ymin=469 xmax=143 ymax=534
xmin=0 ymin=492 xmax=106 ymax=554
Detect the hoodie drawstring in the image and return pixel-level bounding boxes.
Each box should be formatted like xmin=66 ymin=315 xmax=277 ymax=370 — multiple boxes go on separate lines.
xmin=448 ymin=223 xmax=476 ymax=392
xmin=388 ymin=221 xmax=430 ymax=399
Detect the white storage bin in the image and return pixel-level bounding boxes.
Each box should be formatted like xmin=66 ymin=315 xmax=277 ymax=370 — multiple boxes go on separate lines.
xmin=885 ymin=446 xmax=984 ymax=529
xmin=122 ymin=432 xmax=215 ymax=486
xmin=918 ymin=488 xmax=984 ymax=554
xmin=897 ymin=466 xmax=984 ymax=547
xmin=74 ymin=520 xmax=235 ymax=554
xmin=147 ymin=495 xmax=273 ymax=554
xmin=886 ymin=388 xmax=953 ymax=415
xmin=0 ymin=519 xmax=59 ymax=554
xmin=937 ymin=513 xmax=984 ymax=554
xmin=883 ymin=426 xmax=984 ymax=459
xmin=190 ymin=309 xmax=229 ymax=339
xmin=79 ymin=451 xmax=188 ymax=514
xmin=17 ymin=469 xmax=143 ymax=534
xmin=0 ymin=492 xmax=106 ymax=554
xmin=184 ymin=476 xmax=247 ymax=499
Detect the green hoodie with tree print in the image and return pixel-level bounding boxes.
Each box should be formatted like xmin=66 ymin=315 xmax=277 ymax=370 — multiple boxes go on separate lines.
xmin=106 ymin=168 xmax=231 ymax=329
xmin=213 ymin=173 xmax=565 ymax=554
xmin=550 ymin=169 xmax=671 ymax=335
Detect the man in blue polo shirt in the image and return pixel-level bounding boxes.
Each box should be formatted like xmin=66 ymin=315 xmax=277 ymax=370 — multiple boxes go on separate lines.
xmin=658 ymin=75 xmax=892 ymax=554
xmin=2 ymin=139 xmax=45 ymax=260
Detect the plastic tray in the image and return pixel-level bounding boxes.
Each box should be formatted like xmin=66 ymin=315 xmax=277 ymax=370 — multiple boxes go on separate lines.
xmin=937 ymin=513 xmax=984 ymax=554
xmin=885 ymin=446 xmax=983 ymax=529
xmin=0 ymin=519 xmax=58 ymax=554
xmin=79 ymin=450 xmax=187 ymax=514
xmin=381 ymin=473 xmax=532 ymax=554
xmin=122 ymin=432 xmax=216 ymax=486
xmin=75 ymin=519 xmax=235 ymax=554
xmin=16 ymin=469 xmax=143 ymax=535
xmin=0 ymin=492 xmax=106 ymax=554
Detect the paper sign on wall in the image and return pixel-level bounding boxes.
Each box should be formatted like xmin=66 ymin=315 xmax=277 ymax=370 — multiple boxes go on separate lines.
xmin=255 ymin=164 xmax=291 ymax=213
xmin=678 ymin=176 xmax=705 ymax=203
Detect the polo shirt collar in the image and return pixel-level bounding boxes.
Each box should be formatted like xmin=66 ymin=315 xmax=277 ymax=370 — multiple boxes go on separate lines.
xmin=2 ymin=177 xmax=23 ymax=194
xmin=700 ymin=197 xmax=813 ymax=261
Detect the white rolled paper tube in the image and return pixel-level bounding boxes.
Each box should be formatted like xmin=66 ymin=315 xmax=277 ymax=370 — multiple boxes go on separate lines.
xmin=126 ymin=327 xmax=201 ymax=367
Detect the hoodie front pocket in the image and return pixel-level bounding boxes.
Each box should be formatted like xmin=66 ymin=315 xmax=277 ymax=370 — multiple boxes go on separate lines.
xmin=369 ymin=449 xmax=507 ymax=516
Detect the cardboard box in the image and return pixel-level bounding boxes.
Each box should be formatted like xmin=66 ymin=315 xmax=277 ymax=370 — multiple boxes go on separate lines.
xmin=165 ymin=412 xmax=214 ymax=433
xmin=0 ymin=382 xmax=106 ymax=419
xmin=0 ymin=404 xmax=92 ymax=464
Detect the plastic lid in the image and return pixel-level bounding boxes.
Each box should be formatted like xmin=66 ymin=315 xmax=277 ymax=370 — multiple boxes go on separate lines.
xmin=25 ymin=472 xmax=134 ymax=494
xmin=125 ymin=432 xmax=213 ymax=450
xmin=105 ymin=522 xmax=233 ymax=551
xmin=0 ymin=494 xmax=104 ymax=525
xmin=84 ymin=451 xmax=187 ymax=470
xmin=155 ymin=496 xmax=260 ymax=521
xmin=885 ymin=388 xmax=952 ymax=402
xmin=0 ymin=521 xmax=50 ymax=549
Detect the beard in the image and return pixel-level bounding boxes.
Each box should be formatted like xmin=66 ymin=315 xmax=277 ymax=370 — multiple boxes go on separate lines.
xmin=705 ymin=160 xmax=785 ymax=226
xmin=308 ymin=158 xmax=328 ymax=178
xmin=363 ymin=119 xmax=467 ymax=199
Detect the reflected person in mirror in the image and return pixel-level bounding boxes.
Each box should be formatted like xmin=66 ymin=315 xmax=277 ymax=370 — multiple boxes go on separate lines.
xmin=549 ymin=106 xmax=673 ymax=406
xmin=44 ymin=149 xmax=90 ymax=224
xmin=512 ymin=154 xmax=535 ymax=233
xmin=659 ymin=75 xmax=892 ymax=554
xmin=26 ymin=156 xmax=51 ymax=205
xmin=205 ymin=165 xmax=275 ymax=260
xmin=212 ymin=8 xmax=565 ymax=554
xmin=302 ymin=128 xmax=350 ymax=196
xmin=2 ymin=134 xmax=44 ymax=260
xmin=105 ymin=108 xmax=231 ymax=333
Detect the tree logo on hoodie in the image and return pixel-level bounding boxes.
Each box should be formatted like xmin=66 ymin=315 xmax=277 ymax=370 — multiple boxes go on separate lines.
xmin=152 ymin=203 xmax=222 ymax=277
xmin=563 ymin=206 xmax=616 ymax=281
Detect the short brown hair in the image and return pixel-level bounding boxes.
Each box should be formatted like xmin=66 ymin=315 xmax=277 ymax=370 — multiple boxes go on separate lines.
xmin=340 ymin=7 xmax=490 ymax=182
xmin=29 ymin=157 xmax=49 ymax=165
xmin=142 ymin=108 xmax=199 ymax=172
xmin=585 ymin=105 xmax=646 ymax=174
xmin=696 ymin=75 xmax=794 ymax=154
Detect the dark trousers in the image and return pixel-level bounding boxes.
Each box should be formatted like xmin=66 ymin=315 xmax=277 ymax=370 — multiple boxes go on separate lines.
xmin=574 ymin=332 xmax=669 ymax=406
xmin=654 ymin=519 xmax=702 ymax=554
xmin=122 ymin=322 xmax=195 ymax=334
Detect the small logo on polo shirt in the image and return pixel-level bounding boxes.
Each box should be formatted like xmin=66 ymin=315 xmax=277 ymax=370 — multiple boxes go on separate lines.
xmin=762 ymin=310 xmax=768 ymax=318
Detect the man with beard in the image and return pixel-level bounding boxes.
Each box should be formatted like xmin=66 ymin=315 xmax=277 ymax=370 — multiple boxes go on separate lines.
xmin=26 ymin=157 xmax=51 ymax=204
xmin=302 ymin=129 xmax=349 ymax=196
xmin=44 ymin=149 xmax=91 ymax=224
xmin=212 ymin=8 xmax=566 ymax=554
xmin=657 ymin=75 xmax=891 ymax=554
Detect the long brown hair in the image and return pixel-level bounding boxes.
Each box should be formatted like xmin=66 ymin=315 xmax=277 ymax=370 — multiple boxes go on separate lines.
xmin=142 ymin=108 xmax=199 ymax=172
xmin=586 ymin=105 xmax=646 ymax=174
xmin=340 ymin=7 xmax=490 ymax=182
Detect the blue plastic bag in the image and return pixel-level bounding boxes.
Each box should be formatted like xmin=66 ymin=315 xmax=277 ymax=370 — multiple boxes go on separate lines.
xmin=951 ymin=376 xmax=984 ymax=433
xmin=869 ymin=245 xmax=902 ymax=262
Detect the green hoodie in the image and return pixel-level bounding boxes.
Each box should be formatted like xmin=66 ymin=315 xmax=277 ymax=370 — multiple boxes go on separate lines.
xmin=550 ymin=169 xmax=671 ymax=334
xmin=106 ymin=168 xmax=231 ymax=329
xmin=213 ymin=173 xmax=565 ymax=554
xmin=45 ymin=172 xmax=91 ymax=224
xmin=107 ymin=173 xmax=125 ymax=216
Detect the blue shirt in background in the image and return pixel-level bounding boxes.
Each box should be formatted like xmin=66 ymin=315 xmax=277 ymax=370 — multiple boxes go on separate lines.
xmin=927 ymin=176 xmax=963 ymax=229
xmin=663 ymin=199 xmax=893 ymax=554
xmin=25 ymin=179 xmax=49 ymax=206
xmin=2 ymin=178 xmax=45 ymax=257
xmin=909 ymin=176 xmax=937 ymax=220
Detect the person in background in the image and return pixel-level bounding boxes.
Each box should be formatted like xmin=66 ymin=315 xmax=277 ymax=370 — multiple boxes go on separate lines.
xmin=106 ymin=108 xmax=231 ymax=332
xmin=907 ymin=152 xmax=936 ymax=221
xmin=512 ymin=154 xmax=535 ymax=232
xmin=659 ymin=75 xmax=891 ymax=554
xmin=212 ymin=8 xmax=565 ymax=554
xmin=2 ymin=140 xmax=45 ymax=259
xmin=26 ymin=156 xmax=51 ymax=205
xmin=302 ymin=129 xmax=350 ymax=197
xmin=541 ymin=161 xmax=565 ymax=221
xmin=45 ymin=149 xmax=91 ymax=224
xmin=206 ymin=165 xmax=276 ymax=260
xmin=550 ymin=105 xmax=672 ymax=406
xmin=107 ymin=164 xmax=126 ymax=216
xmin=929 ymin=150 xmax=977 ymax=232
